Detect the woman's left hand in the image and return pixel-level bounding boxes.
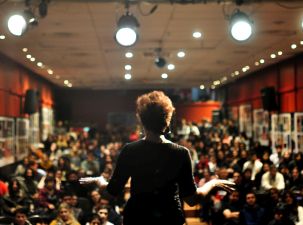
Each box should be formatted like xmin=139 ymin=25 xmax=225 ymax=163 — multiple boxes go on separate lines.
xmin=197 ymin=179 xmax=235 ymax=196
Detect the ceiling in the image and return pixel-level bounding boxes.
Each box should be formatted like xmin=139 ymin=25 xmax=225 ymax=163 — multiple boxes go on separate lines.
xmin=0 ymin=0 xmax=303 ymax=90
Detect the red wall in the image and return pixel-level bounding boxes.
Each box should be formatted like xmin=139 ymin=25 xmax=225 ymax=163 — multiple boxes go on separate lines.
xmin=223 ymin=53 xmax=303 ymax=112
xmin=0 ymin=53 xmax=55 ymax=118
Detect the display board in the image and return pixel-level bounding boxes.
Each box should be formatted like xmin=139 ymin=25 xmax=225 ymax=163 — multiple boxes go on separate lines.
xmin=294 ymin=113 xmax=303 ymax=153
xmin=16 ymin=118 xmax=29 ymax=161
xmin=41 ymin=107 xmax=54 ymax=141
xmin=0 ymin=117 xmax=15 ymax=166
xmin=253 ymin=109 xmax=270 ymax=146
xmin=271 ymin=113 xmax=292 ymax=153
xmin=239 ymin=104 xmax=252 ymax=138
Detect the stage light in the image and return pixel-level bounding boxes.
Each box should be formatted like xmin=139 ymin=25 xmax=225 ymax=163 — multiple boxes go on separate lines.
xmin=200 ymin=85 xmax=205 ymax=90
xmin=167 ymin=64 xmax=175 ymax=70
xmin=155 ymin=57 xmax=166 ymax=68
xmin=177 ymin=51 xmax=185 ymax=58
xmin=125 ymin=65 xmax=132 ymax=70
xmin=161 ymin=73 xmax=168 ymax=79
xmin=125 ymin=73 xmax=132 ymax=80
xmin=125 ymin=52 xmax=133 ymax=58
xmin=115 ymin=12 xmax=139 ymax=47
xmin=7 ymin=10 xmax=37 ymax=36
xmin=230 ymin=9 xmax=253 ymax=42
xmin=0 ymin=35 xmax=5 ymax=40
xmin=192 ymin=31 xmax=202 ymax=39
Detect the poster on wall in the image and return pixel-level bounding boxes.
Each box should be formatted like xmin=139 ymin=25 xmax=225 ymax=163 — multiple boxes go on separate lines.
xmin=16 ymin=118 xmax=29 ymax=161
xmin=294 ymin=113 xmax=303 ymax=153
xmin=29 ymin=112 xmax=40 ymax=145
xmin=239 ymin=104 xmax=252 ymax=138
xmin=41 ymin=107 xmax=54 ymax=141
xmin=253 ymin=109 xmax=270 ymax=146
xmin=271 ymin=113 xmax=292 ymax=153
xmin=0 ymin=117 xmax=15 ymax=167
xmin=228 ymin=106 xmax=239 ymax=123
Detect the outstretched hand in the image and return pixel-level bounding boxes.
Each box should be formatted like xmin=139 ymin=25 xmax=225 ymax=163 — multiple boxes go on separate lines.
xmin=197 ymin=179 xmax=235 ymax=196
xmin=79 ymin=176 xmax=108 ymax=187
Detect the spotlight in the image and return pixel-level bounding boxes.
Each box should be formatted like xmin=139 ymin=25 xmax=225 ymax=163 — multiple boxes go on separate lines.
xmin=155 ymin=57 xmax=166 ymax=68
xmin=230 ymin=9 xmax=253 ymax=42
xmin=7 ymin=10 xmax=37 ymax=36
xmin=115 ymin=12 xmax=139 ymax=47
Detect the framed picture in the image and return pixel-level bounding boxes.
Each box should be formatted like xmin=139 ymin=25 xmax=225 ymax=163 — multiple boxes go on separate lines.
xmin=16 ymin=118 xmax=29 ymax=161
xmin=253 ymin=109 xmax=269 ymax=146
xmin=239 ymin=104 xmax=252 ymax=138
xmin=271 ymin=113 xmax=292 ymax=153
xmin=294 ymin=113 xmax=303 ymax=153
xmin=0 ymin=117 xmax=15 ymax=167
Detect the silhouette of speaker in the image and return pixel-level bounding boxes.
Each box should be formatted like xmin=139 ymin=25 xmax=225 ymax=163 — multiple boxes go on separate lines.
xmin=24 ymin=89 xmax=39 ymax=114
xmin=260 ymin=87 xmax=278 ymax=111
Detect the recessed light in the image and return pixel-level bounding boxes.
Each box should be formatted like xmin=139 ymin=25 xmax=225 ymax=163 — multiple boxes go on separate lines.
xmin=277 ymin=51 xmax=283 ymax=56
xmin=200 ymin=85 xmax=205 ymax=90
xmin=161 ymin=73 xmax=168 ymax=79
xmin=47 ymin=69 xmax=53 ymax=75
xmin=125 ymin=65 xmax=132 ymax=70
xmin=26 ymin=54 xmax=31 ymax=59
xmin=213 ymin=80 xmax=220 ymax=85
xmin=291 ymin=44 xmax=297 ymax=49
xmin=64 ymin=80 xmax=69 ymax=85
xmin=125 ymin=73 xmax=132 ymax=80
xmin=167 ymin=64 xmax=175 ymax=70
xmin=0 ymin=35 xmax=5 ymax=40
xmin=30 ymin=57 xmax=35 ymax=62
xmin=177 ymin=51 xmax=185 ymax=58
xmin=192 ymin=31 xmax=202 ymax=39
xmin=255 ymin=62 xmax=260 ymax=66
xmin=260 ymin=59 xmax=265 ymax=64
xmin=22 ymin=48 xmax=28 ymax=52
xmin=270 ymin=54 xmax=276 ymax=59
xmin=67 ymin=83 xmax=72 ymax=88
xmin=235 ymin=71 xmax=240 ymax=76
xmin=300 ymin=41 xmax=303 ymax=45
xmin=55 ymin=75 xmax=60 ymax=79
xmin=231 ymin=73 xmax=235 ymax=77
xmin=211 ymin=85 xmax=215 ymax=89
xmin=37 ymin=62 xmax=43 ymax=67
xmin=125 ymin=52 xmax=133 ymax=58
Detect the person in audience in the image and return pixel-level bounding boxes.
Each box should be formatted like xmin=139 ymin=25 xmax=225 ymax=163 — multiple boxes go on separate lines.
xmin=267 ymin=205 xmax=295 ymax=225
xmin=49 ymin=203 xmax=80 ymax=225
xmin=261 ymin=165 xmax=285 ymax=191
xmin=87 ymin=214 xmax=102 ymax=225
xmin=80 ymin=91 xmax=235 ymax=225
xmin=283 ymin=191 xmax=303 ymax=225
xmin=222 ymin=190 xmax=241 ymax=225
xmin=97 ymin=206 xmax=114 ymax=225
xmin=11 ymin=208 xmax=31 ymax=225
xmin=243 ymin=150 xmax=263 ymax=181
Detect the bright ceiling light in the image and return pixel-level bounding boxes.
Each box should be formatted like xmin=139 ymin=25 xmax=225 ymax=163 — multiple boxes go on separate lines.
xmin=47 ymin=69 xmax=53 ymax=74
xmin=7 ymin=15 xmax=27 ymax=36
xmin=260 ymin=59 xmax=265 ymax=64
xmin=255 ymin=61 xmax=260 ymax=66
xmin=211 ymin=85 xmax=215 ymax=89
xmin=291 ymin=44 xmax=297 ymax=49
xmin=64 ymin=80 xmax=69 ymax=85
xmin=177 ymin=51 xmax=185 ymax=58
xmin=167 ymin=64 xmax=175 ymax=70
xmin=37 ymin=62 xmax=43 ymax=67
xmin=200 ymin=85 xmax=205 ymax=90
xmin=235 ymin=71 xmax=240 ymax=76
xmin=115 ymin=12 xmax=139 ymax=47
xmin=192 ymin=31 xmax=202 ymax=39
xmin=125 ymin=52 xmax=133 ymax=58
xmin=124 ymin=73 xmax=132 ymax=80
xmin=22 ymin=48 xmax=28 ymax=52
xmin=30 ymin=57 xmax=35 ymax=62
xmin=125 ymin=65 xmax=132 ymax=70
xmin=26 ymin=54 xmax=31 ymax=59
xmin=0 ymin=35 xmax=5 ymax=40
xmin=278 ymin=51 xmax=283 ymax=56
xmin=300 ymin=41 xmax=303 ymax=45
xmin=55 ymin=75 xmax=60 ymax=79
xmin=161 ymin=73 xmax=168 ymax=79
xmin=67 ymin=83 xmax=72 ymax=88
xmin=230 ymin=9 xmax=253 ymax=42
xmin=270 ymin=54 xmax=276 ymax=59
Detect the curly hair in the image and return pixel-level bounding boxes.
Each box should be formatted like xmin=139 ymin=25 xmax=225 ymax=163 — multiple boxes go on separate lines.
xmin=136 ymin=91 xmax=175 ymax=134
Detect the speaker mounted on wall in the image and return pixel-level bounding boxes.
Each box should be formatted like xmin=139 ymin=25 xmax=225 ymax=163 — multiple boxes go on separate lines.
xmin=260 ymin=87 xmax=279 ymax=111
xmin=24 ymin=89 xmax=39 ymax=114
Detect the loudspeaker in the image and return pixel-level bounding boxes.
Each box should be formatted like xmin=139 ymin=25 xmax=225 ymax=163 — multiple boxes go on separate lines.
xmin=24 ymin=89 xmax=38 ymax=114
xmin=261 ymin=87 xmax=278 ymax=111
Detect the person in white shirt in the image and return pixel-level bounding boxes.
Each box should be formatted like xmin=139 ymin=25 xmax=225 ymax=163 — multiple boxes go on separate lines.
xmin=261 ymin=165 xmax=285 ymax=191
xmin=242 ymin=150 xmax=263 ymax=181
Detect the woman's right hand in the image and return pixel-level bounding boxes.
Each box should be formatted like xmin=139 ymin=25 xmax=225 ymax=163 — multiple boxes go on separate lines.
xmin=197 ymin=179 xmax=235 ymax=196
xmin=79 ymin=176 xmax=108 ymax=187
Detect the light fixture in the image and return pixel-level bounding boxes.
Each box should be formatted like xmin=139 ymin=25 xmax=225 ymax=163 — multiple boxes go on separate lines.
xmin=167 ymin=64 xmax=175 ymax=70
xmin=115 ymin=12 xmax=139 ymax=47
xmin=47 ymin=69 xmax=53 ymax=74
xmin=270 ymin=54 xmax=276 ymax=59
xmin=235 ymin=71 xmax=240 ymax=76
xmin=278 ymin=51 xmax=283 ymax=56
xmin=125 ymin=65 xmax=132 ymax=70
xmin=22 ymin=48 xmax=28 ymax=52
xmin=155 ymin=57 xmax=166 ymax=68
xmin=260 ymin=59 xmax=265 ymax=64
xmin=30 ymin=57 xmax=35 ymax=62
xmin=26 ymin=54 xmax=31 ymax=59
xmin=0 ymin=35 xmax=5 ymax=40
xmin=67 ymin=83 xmax=72 ymax=88
xmin=177 ymin=51 xmax=185 ymax=58
xmin=161 ymin=73 xmax=168 ymax=79
xmin=37 ymin=62 xmax=43 ymax=67
xmin=124 ymin=73 xmax=132 ymax=80
xmin=230 ymin=9 xmax=253 ymax=42
xmin=125 ymin=52 xmax=133 ymax=58
xmin=211 ymin=85 xmax=215 ymax=89
xmin=7 ymin=10 xmax=37 ymax=36
xmin=200 ymin=85 xmax=205 ymax=90
xmin=192 ymin=31 xmax=202 ymax=39
xmin=55 ymin=75 xmax=60 ymax=79
xmin=300 ymin=41 xmax=303 ymax=45
xmin=255 ymin=61 xmax=260 ymax=66
xmin=64 ymin=80 xmax=69 ymax=85
xmin=291 ymin=44 xmax=297 ymax=49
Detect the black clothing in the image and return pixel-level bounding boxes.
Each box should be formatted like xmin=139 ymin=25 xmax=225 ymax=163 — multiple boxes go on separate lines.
xmin=107 ymin=140 xmax=197 ymax=225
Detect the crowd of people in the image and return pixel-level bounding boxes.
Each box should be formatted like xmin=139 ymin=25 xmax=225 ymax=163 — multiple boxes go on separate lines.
xmin=0 ymin=118 xmax=302 ymax=225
